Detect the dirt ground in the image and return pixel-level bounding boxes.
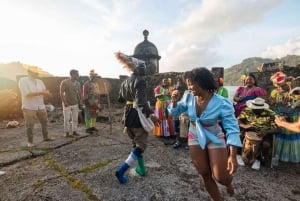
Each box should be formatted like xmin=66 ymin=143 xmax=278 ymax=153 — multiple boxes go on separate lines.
xmin=0 ymin=106 xmax=300 ymax=201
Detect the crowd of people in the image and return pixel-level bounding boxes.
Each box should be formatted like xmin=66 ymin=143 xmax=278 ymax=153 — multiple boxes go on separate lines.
xmin=233 ymin=72 xmax=300 ymax=168
xmin=17 ymin=58 xmax=300 ymax=201
xmin=18 ymin=67 xmax=102 ymax=147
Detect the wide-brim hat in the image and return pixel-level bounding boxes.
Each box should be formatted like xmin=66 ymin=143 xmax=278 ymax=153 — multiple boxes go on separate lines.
xmin=25 ymin=66 xmax=39 ymax=74
xmin=290 ymin=87 xmax=300 ymax=95
xmin=246 ymin=97 xmax=269 ymax=109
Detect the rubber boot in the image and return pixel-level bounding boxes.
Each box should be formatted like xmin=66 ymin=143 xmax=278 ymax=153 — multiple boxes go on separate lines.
xmin=135 ymin=156 xmax=146 ymax=177
xmin=115 ymin=162 xmax=129 ymax=183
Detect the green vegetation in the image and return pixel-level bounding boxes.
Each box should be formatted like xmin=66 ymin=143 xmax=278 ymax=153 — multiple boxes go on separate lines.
xmin=44 ymin=154 xmax=102 ymax=201
xmin=79 ymin=159 xmax=113 ymax=174
xmin=224 ymin=55 xmax=300 ymax=86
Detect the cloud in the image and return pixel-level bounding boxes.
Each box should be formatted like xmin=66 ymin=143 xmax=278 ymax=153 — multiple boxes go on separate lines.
xmin=261 ymin=37 xmax=300 ymax=59
xmin=161 ymin=0 xmax=283 ymax=72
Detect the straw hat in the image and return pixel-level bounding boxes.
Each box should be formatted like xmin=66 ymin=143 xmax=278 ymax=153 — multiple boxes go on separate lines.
xmin=246 ymin=97 xmax=269 ymax=109
xmin=290 ymin=87 xmax=300 ymax=95
xmin=25 ymin=66 xmax=39 ymax=74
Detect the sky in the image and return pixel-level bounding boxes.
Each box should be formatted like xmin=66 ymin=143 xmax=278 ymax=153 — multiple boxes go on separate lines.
xmin=0 ymin=0 xmax=300 ymax=78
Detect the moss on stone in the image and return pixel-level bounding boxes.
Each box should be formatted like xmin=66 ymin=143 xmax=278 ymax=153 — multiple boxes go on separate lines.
xmin=44 ymin=154 xmax=102 ymax=201
xmin=79 ymin=159 xmax=113 ymax=173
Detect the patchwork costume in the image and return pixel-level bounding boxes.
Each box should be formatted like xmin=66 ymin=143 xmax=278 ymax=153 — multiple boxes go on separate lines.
xmin=115 ymin=52 xmax=154 ymax=183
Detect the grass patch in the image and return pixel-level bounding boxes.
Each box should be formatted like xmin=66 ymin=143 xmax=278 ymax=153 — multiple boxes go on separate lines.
xmin=33 ymin=180 xmax=45 ymax=188
xmin=44 ymin=155 xmax=102 ymax=201
xmin=79 ymin=159 xmax=113 ymax=173
xmin=37 ymin=146 xmax=53 ymax=152
xmin=0 ymin=147 xmax=31 ymax=153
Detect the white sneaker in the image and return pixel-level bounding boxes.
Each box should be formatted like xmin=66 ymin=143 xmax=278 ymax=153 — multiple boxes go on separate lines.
xmin=0 ymin=170 xmax=5 ymax=176
xmin=251 ymin=160 xmax=261 ymax=170
xmin=236 ymin=155 xmax=245 ymax=166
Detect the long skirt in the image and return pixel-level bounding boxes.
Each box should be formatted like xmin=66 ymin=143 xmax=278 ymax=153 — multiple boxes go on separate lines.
xmin=153 ymin=99 xmax=174 ymax=137
xmin=275 ymin=107 xmax=300 ymax=163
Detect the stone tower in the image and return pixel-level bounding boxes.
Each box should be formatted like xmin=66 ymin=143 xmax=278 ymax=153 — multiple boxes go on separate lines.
xmin=133 ymin=30 xmax=161 ymax=75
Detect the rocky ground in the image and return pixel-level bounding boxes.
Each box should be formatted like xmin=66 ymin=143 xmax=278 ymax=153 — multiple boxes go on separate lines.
xmin=0 ymin=106 xmax=300 ymax=201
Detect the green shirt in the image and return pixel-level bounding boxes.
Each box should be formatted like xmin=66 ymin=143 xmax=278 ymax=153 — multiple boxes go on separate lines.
xmin=217 ymin=86 xmax=228 ymax=98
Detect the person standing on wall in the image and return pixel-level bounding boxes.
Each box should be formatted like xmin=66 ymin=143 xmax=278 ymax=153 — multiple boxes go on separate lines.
xmin=83 ymin=70 xmax=101 ymax=134
xmin=60 ymin=69 xmax=82 ymax=137
xmin=18 ymin=66 xmax=54 ymax=147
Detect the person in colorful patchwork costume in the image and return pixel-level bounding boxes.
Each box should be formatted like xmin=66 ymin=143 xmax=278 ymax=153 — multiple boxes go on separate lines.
xmin=83 ymin=70 xmax=101 ymax=133
xmin=114 ymin=52 xmax=160 ymax=184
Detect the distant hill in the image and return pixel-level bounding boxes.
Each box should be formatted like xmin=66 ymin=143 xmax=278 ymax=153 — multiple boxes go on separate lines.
xmin=0 ymin=62 xmax=52 ymax=81
xmin=224 ymin=55 xmax=300 ymax=86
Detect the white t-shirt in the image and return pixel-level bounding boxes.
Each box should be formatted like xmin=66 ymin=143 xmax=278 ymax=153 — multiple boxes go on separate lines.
xmin=18 ymin=77 xmax=46 ymax=110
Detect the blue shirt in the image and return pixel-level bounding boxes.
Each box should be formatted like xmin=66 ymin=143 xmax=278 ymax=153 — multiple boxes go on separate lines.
xmin=168 ymin=92 xmax=242 ymax=149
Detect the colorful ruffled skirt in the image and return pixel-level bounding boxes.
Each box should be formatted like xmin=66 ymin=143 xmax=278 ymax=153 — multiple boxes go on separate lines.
xmin=275 ymin=107 xmax=300 ymax=163
xmin=153 ymin=99 xmax=174 ymax=137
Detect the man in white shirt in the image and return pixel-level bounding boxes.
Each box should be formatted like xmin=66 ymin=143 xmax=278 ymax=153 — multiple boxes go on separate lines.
xmin=18 ymin=67 xmax=54 ymax=147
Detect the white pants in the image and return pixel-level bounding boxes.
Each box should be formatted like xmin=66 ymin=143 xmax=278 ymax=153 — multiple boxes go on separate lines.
xmin=63 ymin=104 xmax=79 ymax=133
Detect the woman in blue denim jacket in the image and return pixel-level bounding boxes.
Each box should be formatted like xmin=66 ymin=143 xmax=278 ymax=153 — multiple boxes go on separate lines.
xmin=168 ymin=68 xmax=242 ymax=201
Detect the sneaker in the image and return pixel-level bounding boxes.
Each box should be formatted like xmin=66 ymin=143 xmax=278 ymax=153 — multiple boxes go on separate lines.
xmin=173 ymin=141 xmax=181 ymax=149
xmin=236 ymin=155 xmax=245 ymax=166
xmin=184 ymin=145 xmax=189 ymax=150
xmin=251 ymin=160 xmax=261 ymax=170
xmin=0 ymin=170 xmax=5 ymax=176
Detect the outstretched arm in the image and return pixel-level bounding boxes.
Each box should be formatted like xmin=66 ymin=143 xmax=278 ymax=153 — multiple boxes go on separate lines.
xmin=275 ymin=116 xmax=300 ymax=132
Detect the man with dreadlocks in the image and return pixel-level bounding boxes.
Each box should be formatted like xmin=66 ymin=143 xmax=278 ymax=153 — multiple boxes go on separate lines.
xmin=114 ymin=52 xmax=160 ymax=184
